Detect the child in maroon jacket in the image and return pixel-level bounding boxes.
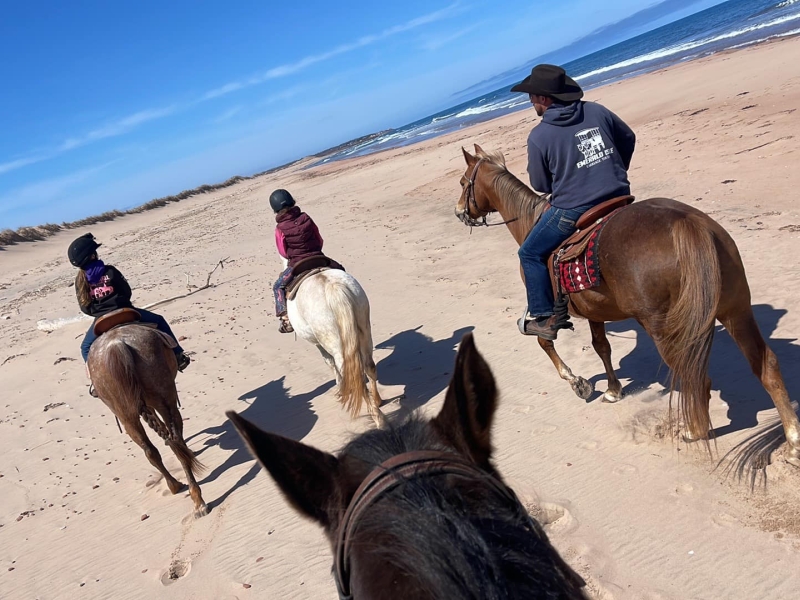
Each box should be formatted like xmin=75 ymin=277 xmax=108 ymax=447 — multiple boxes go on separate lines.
xmin=270 ymin=189 xmax=325 ymax=333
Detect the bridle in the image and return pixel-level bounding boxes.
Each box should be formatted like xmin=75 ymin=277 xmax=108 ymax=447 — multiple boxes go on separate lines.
xmin=333 ymin=450 xmax=535 ymax=599
xmin=459 ymin=158 xmax=519 ymax=229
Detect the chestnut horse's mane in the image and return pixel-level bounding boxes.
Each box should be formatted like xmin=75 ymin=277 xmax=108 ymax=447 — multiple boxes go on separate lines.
xmin=476 ymin=149 xmax=550 ymax=236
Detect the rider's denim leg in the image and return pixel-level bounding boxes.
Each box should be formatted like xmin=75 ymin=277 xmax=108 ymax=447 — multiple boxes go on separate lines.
xmin=518 ymin=205 xmax=590 ymax=317
xmin=81 ymin=324 xmax=97 ymax=362
xmin=136 ymin=308 xmax=185 ymax=355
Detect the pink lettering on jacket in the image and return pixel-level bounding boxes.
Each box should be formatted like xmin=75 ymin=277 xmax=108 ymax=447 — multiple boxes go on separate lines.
xmin=90 ymin=275 xmax=114 ymax=300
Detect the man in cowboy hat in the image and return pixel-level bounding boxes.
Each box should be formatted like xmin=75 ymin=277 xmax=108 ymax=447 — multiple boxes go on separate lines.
xmin=510 ymin=64 xmax=636 ymax=339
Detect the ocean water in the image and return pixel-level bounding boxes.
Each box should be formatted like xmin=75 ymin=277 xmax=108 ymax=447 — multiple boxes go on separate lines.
xmin=311 ymin=0 xmax=800 ymax=166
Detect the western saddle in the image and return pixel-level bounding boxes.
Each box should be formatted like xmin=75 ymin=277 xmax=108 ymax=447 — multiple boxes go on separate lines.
xmin=551 ymin=195 xmax=633 ymax=266
xmin=285 ymin=255 xmax=345 ymax=300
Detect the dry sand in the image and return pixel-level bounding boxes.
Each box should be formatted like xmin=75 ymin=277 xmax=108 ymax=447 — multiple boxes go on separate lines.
xmin=2 ymin=36 xmax=800 ymax=600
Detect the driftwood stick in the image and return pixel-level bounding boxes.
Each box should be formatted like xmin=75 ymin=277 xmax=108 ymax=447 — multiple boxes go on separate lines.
xmin=141 ymin=257 xmax=229 ymax=311
xmin=37 ymin=258 xmax=230 ymax=331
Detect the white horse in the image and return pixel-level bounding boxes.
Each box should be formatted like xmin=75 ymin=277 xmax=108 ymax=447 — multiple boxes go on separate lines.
xmin=287 ymin=268 xmax=387 ymax=427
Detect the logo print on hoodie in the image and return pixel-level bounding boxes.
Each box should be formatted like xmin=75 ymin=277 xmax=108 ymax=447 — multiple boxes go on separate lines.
xmin=90 ymin=275 xmax=115 ymax=300
xmin=575 ymin=127 xmax=614 ymax=169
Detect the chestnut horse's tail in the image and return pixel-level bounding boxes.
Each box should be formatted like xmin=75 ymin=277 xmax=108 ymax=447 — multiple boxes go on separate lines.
xmin=327 ymin=279 xmax=369 ymax=418
xmin=105 ymin=338 xmax=203 ymax=476
xmin=665 ymin=214 xmax=721 ymax=443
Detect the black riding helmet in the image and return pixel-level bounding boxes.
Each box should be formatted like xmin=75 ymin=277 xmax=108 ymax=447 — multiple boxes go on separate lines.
xmin=67 ymin=233 xmax=101 ymax=268
xmin=269 ymin=189 xmax=296 ymax=213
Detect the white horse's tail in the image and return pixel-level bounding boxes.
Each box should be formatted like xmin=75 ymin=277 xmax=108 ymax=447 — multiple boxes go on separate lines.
xmin=326 ymin=279 xmax=369 ymax=418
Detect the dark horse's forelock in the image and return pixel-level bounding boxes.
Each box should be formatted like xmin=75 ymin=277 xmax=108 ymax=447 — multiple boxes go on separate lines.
xmin=341 ymin=417 xmax=449 ymax=466
xmin=356 ymin=479 xmax=580 ymax=599
xmin=339 ymin=417 xmax=586 ymax=600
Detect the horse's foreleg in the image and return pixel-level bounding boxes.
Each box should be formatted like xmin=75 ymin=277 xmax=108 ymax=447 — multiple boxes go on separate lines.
xmin=723 ymin=311 xmax=800 ymax=467
xmin=589 ymin=321 xmax=622 ymax=403
xmin=125 ymin=417 xmax=183 ymax=494
xmin=537 ymin=338 xmax=594 ymax=400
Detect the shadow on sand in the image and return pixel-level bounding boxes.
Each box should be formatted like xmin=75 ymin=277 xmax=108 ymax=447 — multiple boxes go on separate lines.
xmin=376 ymin=325 xmax=474 ymax=420
xmin=589 ymin=305 xmax=799 ymax=474
xmin=186 ymin=377 xmax=334 ymax=511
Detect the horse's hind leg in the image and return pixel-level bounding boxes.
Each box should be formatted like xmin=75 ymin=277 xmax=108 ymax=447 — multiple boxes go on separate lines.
xmin=589 ymin=321 xmax=622 ymax=403
xmin=358 ymin=314 xmax=387 ymax=427
xmin=124 ymin=417 xmax=183 ymax=494
xmin=722 ymin=310 xmax=800 ymax=467
xmin=162 ymin=402 xmax=208 ymax=518
xmin=317 ymin=344 xmax=341 ymax=385
xmin=360 ymin=326 xmax=384 ymax=410
xmin=538 ymin=338 xmax=594 ymax=400
xmin=364 ymin=355 xmax=387 ymax=428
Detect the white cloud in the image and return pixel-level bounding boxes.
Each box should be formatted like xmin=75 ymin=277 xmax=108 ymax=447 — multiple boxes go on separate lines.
xmin=59 ymin=105 xmax=178 ymax=151
xmin=0 ymin=3 xmax=463 ymax=175
xmin=0 ymin=161 xmax=118 ymax=221
xmin=202 ymin=82 xmax=246 ymax=101
xmin=0 ymin=154 xmax=49 ymax=175
xmin=0 ymin=106 xmax=177 ymax=177
xmin=213 ymin=106 xmax=242 ymax=123
xmin=203 ymin=2 xmax=464 ymax=99
xmin=419 ymin=24 xmax=479 ymax=51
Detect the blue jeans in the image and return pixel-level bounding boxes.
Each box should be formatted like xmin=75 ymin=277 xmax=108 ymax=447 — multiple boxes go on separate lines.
xmin=273 ymin=267 xmax=293 ymax=316
xmin=80 ymin=308 xmax=184 ymax=362
xmin=518 ymin=205 xmax=592 ymax=317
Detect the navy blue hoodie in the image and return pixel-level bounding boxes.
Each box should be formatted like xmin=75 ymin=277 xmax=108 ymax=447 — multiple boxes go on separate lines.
xmin=526 ymin=101 xmax=635 ymax=209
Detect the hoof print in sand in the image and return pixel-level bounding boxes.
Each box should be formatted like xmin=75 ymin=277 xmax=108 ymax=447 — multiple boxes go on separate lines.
xmin=161 ymin=559 xmax=191 ymax=586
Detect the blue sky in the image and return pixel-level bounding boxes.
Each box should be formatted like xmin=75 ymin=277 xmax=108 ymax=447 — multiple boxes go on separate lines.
xmin=1 ymin=0 xmax=723 ymax=229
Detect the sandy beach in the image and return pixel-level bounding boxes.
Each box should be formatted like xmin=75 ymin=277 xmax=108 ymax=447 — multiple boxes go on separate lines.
xmin=2 ymin=35 xmax=800 ymax=599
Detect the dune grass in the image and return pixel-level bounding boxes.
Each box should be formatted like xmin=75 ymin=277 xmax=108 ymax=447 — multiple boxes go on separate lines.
xmin=0 ymin=175 xmax=256 ymax=249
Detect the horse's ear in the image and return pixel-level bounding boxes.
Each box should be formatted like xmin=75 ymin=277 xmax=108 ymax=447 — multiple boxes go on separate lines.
xmin=432 ymin=333 xmax=497 ymax=469
xmin=474 ymin=143 xmax=486 ymax=157
xmin=462 ymin=146 xmax=476 ymax=166
xmin=227 ymin=411 xmax=339 ymax=527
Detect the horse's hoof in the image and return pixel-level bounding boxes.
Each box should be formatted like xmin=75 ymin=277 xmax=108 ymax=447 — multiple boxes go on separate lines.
xmin=786 ymin=447 xmax=800 ymax=468
xmin=601 ymin=389 xmax=622 ymax=403
xmin=570 ymin=377 xmax=593 ymax=400
xmin=167 ymin=481 xmax=184 ymax=495
xmin=194 ymin=504 xmax=209 ymax=519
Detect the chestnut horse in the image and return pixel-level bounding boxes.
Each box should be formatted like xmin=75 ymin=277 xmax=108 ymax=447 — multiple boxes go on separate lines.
xmin=228 ymin=334 xmax=588 ymax=599
xmin=455 ymin=145 xmax=800 ymax=467
xmin=88 ymin=324 xmax=208 ymax=517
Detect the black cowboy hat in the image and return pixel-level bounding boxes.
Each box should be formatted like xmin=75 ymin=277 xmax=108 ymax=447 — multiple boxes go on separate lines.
xmin=510 ymin=64 xmax=583 ymax=102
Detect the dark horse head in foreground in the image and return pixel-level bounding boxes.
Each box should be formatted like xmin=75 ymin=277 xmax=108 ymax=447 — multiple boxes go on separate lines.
xmin=89 ymin=323 xmax=207 ymax=518
xmin=228 ymin=334 xmax=587 ymax=599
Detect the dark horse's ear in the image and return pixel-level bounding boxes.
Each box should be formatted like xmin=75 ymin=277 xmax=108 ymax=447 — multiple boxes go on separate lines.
xmin=462 ymin=146 xmax=476 ymax=166
xmin=432 ymin=333 xmax=497 ymax=469
xmin=227 ymin=411 xmax=339 ymax=527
